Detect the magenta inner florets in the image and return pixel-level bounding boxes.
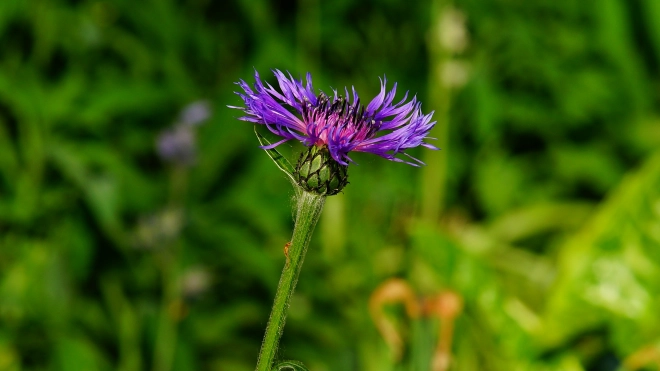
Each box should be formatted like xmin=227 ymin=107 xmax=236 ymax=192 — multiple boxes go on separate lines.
xmin=302 ymin=93 xmax=380 ymax=148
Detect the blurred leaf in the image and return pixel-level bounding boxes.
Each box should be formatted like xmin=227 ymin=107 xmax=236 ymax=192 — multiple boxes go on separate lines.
xmin=544 ymin=151 xmax=660 ymax=353
xmin=48 ymin=143 xmax=124 ymax=243
xmin=488 ymin=202 xmax=593 ymax=243
xmin=550 ymin=144 xmax=625 ymax=193
xmin=54 ymin=335 xmax=111 ymax=371
xmin=473 ymin=150 xmax=529 ymax=216
xmin=0 ymin=332 xmax=20 ymax=371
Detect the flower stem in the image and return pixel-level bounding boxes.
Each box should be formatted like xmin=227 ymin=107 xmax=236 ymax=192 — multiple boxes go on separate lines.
xmin=255 ymin=191 xmax=326 ymax=371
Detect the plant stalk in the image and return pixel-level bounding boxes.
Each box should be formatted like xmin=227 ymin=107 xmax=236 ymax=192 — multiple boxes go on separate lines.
xmin=255 ymin=191 xmax=326 ymax=371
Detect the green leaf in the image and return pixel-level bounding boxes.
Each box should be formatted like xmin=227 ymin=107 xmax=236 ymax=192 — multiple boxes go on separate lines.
xmin=273 ymin=360 xmax=309 ymax=371
xmin=254 ymin=126 xmax=297 ymax=184
xmin=543 ymin=151 xmax=660 ymax=352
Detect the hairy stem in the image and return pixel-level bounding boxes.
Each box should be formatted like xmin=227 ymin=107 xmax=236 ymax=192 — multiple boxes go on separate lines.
xmin=255 ymin=191 xmax=325 ymax=371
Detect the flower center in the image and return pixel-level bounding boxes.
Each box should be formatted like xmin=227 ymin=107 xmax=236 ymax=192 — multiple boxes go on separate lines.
xmin=302 ymin=92 xmax=381 ymax=146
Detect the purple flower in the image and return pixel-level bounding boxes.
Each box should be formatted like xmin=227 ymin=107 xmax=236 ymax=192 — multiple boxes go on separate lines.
xmin=156 ymin=101 xmax=213 ymax=166
xmin=230 ymin=70 xmax=437 ymax=166
xmin=156 ymin=125 xmax=197 ymax=165
xmin=179 ymin=100 xmax=212 ymax=127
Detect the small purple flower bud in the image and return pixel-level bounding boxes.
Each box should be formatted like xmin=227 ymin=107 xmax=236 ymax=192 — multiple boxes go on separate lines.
xmin=156 ymin=125 xmax=196 ymax=165
xmin=179 ymin=100 xmax=211 ymax=127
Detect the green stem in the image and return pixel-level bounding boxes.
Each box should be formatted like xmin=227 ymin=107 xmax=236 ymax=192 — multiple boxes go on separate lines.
xmin=421 ymin=0 xmax=452 ymax=223
xmin=152 ymin=251 xmax=179 ymax=371
xmin=255 ymin=191 xmax=326 ymax=371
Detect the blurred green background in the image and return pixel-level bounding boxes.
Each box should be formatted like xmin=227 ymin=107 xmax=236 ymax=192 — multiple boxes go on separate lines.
xmin=2 ymin=0 xmax=660 ymax=370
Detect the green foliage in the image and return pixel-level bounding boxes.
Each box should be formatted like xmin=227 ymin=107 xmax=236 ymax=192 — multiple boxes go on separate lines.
xmin=1 ymin=0 xmax=660 ymax=370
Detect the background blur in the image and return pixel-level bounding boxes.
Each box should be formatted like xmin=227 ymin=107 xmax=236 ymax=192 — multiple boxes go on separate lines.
xmin=1 ymin=0 xmax=660 ymax=370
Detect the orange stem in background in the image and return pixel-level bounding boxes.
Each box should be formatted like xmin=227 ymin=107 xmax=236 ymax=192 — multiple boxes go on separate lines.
xmin=369 ymin=279 xmax=420 ymax=360
xmin=429 ymin=291 xmax=463 ymax=371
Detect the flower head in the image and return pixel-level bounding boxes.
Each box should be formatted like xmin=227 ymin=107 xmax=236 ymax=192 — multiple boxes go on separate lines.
xmin=156 ymin=101 xmax=212 ymax=166
xmin=156 ymin=125 xmax=196 ymax=165
xmin=179 ymin=100 xmax=212 ymax=127
xmin=230 ymin=70 xmax=437 ymax=166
